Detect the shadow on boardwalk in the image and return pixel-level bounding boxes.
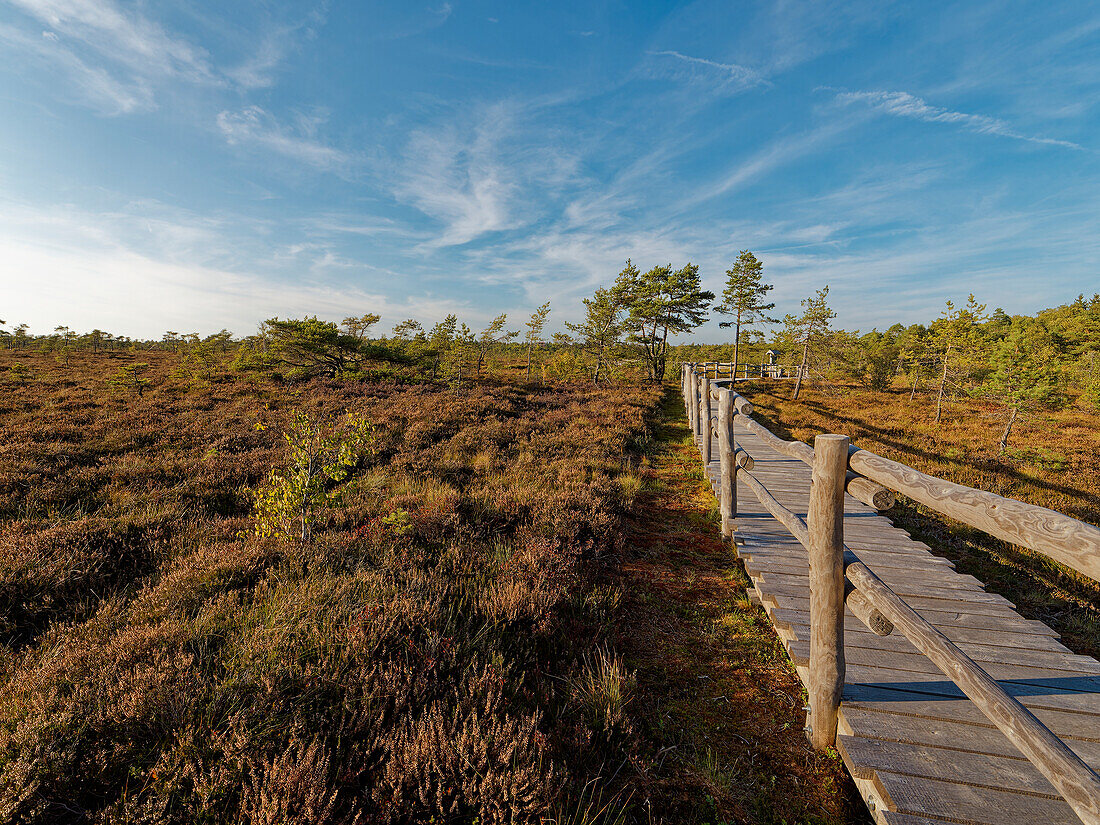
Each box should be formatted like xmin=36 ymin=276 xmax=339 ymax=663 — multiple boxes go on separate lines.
xmin=615 ymin=388 xmax=869 ymax=824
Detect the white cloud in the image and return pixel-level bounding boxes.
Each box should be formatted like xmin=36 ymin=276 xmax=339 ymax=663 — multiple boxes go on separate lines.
xmin=647 ymin=50 xmax=767 ymax=92
xmin=834 ymin=90 xmax=1083 ymax=150
xmin=217 ymin=106 xmax=350 ymax=171
xmin=686 ymin=120 xmax=852 ymax=206
xmin=0 ymin=198 xmax=474 ymax=337
xmin=394 ymin=103 xmax=581 ymax=248
xmin=0 ymin=21 xmax=152 ymax=113
xmin=7 ymin=0 xmax=216 ymax=83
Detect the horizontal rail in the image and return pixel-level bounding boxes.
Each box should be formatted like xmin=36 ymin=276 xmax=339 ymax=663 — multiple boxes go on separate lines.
xmin=848 ymin=448 xmax=1100 ymax=583
xmin=683 ymin=366 xmax=1100 ymax=822
xmin=739 ymin=467 xmax=809 ymax=546
xmin=738 ymin=467 xmax=891 ymax=636
xmin=846 ymin=558 xmax=1100 ymax=825
xmin=732 ymin=405 xmax=895 ymax=512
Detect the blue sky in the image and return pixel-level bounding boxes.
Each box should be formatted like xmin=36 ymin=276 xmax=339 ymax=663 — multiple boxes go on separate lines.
xmin=1 ymin=0 xmax=1097 ymax=340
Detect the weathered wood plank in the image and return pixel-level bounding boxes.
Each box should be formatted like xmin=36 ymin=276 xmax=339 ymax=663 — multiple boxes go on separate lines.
xmin=839 ymin=707 xmax=1100 ymax=762
xmin=838 ymin=735 xmax=1065 ymax=799
xmin=871 ymin=770 xmax=1081 ymax=825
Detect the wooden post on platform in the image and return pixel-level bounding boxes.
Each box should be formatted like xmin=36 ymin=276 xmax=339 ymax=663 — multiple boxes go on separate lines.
xmin=690 ymin=367 xmax=699 ymax=436
xmin=700 ymin=375 xmax=712 ymax=463
xmin=718 ymin=388 xmax=736 ymax=536
xmin=807 ymin=434 xmax=849 ymax=750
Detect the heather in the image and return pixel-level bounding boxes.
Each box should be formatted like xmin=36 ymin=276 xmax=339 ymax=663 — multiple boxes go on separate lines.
xmin=0 ymin=351 xmax=660 ymax=824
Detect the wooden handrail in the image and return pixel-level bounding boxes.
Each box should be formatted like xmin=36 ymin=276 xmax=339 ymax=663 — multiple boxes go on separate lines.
xmin=730 ymin=405 xmax=896 ymax=512
xmin=846 ymin=558 xmax=1100 ymax=825
xmin=682 ymin=369 xmax=1100 ymax=825
xmin=848 ymin=447 xmax=1100 ymax=583
xmin=736 ymin=466 xmax=892 ymax=639
xmin=682 ymin=366 xmax=1100 ymax=823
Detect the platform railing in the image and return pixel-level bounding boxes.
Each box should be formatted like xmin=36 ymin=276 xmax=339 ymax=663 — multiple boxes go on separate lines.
xmin=689 ymin=361 xmax=802 ymax=380
xmin=681 ymin=362 xmax=1100 ymax=825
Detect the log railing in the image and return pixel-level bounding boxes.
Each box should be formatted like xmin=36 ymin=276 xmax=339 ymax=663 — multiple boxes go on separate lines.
xmin=681 ymin=362 xmax=1100 ymax=825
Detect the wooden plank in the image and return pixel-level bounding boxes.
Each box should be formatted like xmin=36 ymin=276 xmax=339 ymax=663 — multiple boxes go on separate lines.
xmin=787 ymin=640 xmax=1100 ymax=686
xmin=761 ymin=583 xmax=1016 ymax=615
xmin=870 ymin=770 xmax=1081 ymax=825
xmin=756 ymin=572 xmax=1006 ymax=602
xmin=770 ymin=608 xmax=1068 ymax=649
xmin=842 ymin=684 xmax=1100 ymax=737
xmin=839 ymin=706 xmax=1100 ymax=762
xmin=882 ymin=814 xmax=957 ymax=825
xmin=838 ymin=735 xmax=1064 ymax=798
xmin=766 ymin=595 xmax=1059 ymax=635
xmin=802 ymin=630 xmax=1091 ymax=672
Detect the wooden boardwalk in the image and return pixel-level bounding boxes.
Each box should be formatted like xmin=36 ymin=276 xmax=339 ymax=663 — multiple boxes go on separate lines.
xmin=696 ymin=424 xmax=1100 ymax=825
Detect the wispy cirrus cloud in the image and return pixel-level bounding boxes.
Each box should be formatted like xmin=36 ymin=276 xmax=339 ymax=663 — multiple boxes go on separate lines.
xmin=216 ymin=106 xmax=350 ymax=170
xmin=6 ymin=0 xmax=217 ymax=83
xmin=833 ymin=90 xmax=1084 ymax=150
xmin=1 ymin=0 xmax=322 ymax=111
xmin=394 ymin=102 xmax=583 ymax=249
xmin=0 ymin=22 xmax=151 ymax=113
xmin=646 ymin=49 xmax=768 ymax=95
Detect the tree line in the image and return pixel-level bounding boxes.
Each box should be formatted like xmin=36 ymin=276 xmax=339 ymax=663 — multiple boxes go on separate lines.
xmin=5 ymin=258 xmax=1100 ymax=453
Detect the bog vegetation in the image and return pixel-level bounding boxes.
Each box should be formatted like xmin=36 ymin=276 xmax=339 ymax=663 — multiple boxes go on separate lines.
xmin=0 ymin=349 xmax=664 ymax=823
xmin=2 ymin=251 xmax=1099 ymax=823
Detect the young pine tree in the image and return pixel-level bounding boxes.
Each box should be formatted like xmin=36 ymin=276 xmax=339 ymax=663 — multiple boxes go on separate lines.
xmin=786 ymin=287 xmax=836 ymax=400
xmin=930 ymin=295 xmax=989 ymax=424
xmin=472 ymin=313 xmax=517 ymax=377
xmin=566 ymin=287 xmax=626 ymax=384
xmin=713 ymin=250 xmax=776 ymax=375
xmin=979 ymin=320 xmax=1063 ymax=454
xmin=524 ymin=301 xmax=551 ymax=382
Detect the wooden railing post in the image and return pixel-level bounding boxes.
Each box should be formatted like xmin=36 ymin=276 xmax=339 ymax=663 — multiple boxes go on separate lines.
xmin=690 ymin=367 xmax=700 ymax=437
xmin=682 ymin=365 xmax=689 ymax=418
xmin=700 ymin=375 xmax=712 ymax=464
xmin=718 ymin=388 xmax=736 ymax=536
xmin=807 ymin=433 xmax=849 ymax=750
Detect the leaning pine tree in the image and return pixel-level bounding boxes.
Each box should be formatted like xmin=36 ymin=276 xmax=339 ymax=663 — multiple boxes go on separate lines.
xmin=713 ymin=250 xmax=777 ymax=377
xmin=785 ymin=286 xmax=836 ymax=400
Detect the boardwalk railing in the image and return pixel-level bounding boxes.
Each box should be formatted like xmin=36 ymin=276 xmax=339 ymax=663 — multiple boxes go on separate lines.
xmin=681 ymin=362 xmax=1100 ymax=825
xmin=690 ymin=360 xmax=802 ymax=380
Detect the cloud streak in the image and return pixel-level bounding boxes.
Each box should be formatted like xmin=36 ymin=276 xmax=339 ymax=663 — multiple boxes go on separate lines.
xmin=834 ymin=90 xmax=1083 ymax=150
xmin=217 ymin=106 xmax=350 ymax=170
xmin=7 ymin=0 xmax=216 ymax=83
xmin=648 ymin=49 xmax=767 ymax=90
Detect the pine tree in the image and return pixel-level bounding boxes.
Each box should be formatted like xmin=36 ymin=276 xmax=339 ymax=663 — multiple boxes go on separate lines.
xmin=713 ymin=250 xmax=776 ymax=375
xmin=785 ymin=287 xmax=836 ymax=400
xmin=524 ymin=301 xmax=551 ymax=382
xmin=930 ymin=295 xmax=988 ymax=424
xmin=566 ymin=288 xmax=626 ymax=384
xmin=615 ymin=260 xmax=713 ymax=381
xmin=979 ymin=320 xmax=1063 ymax=453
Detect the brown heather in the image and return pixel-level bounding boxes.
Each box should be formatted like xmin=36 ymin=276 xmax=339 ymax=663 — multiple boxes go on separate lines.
xmin=0 ymin=351 xmax=660 ymax=824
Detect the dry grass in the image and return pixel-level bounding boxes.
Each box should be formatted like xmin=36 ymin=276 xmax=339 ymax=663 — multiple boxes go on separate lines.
xmin=743 ymin=378 xmax=1100 ymax=657
xmin=0 ymin=350 xmax=662 ymax=824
